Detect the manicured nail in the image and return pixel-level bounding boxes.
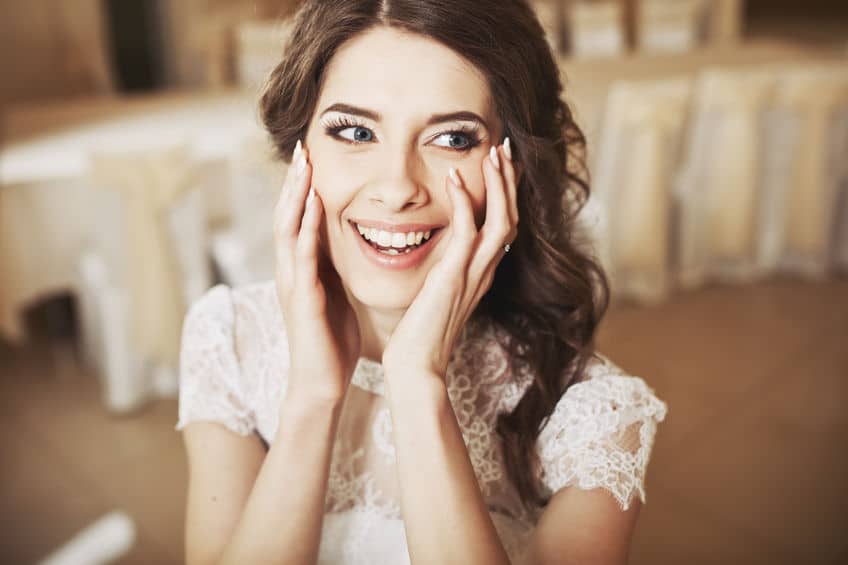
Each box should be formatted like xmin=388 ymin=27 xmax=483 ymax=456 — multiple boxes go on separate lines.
xmin=293 ymin=139 xmax=302 ymax=161
xmin=306 ymin=186 xmax=315 ymax=207
xmin=489 ymin=145 xmax=500 ymax=170
xmin=296 ymin=153 xmax=307 ymax=175
xmin=448 ymin=167 xmax=460 ymax=186
xmin=503 ymin=137 xmax=512 ymax=161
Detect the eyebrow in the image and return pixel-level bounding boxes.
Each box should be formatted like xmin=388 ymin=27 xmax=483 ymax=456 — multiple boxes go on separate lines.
xmin=320 ymin=103 xmax=489 ymax=130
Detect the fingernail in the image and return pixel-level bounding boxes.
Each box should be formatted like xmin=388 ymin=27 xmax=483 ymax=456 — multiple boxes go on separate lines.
xmin=448 ymin=167 xmax=460 ymax=186
xmin=293 ymin=139 xmax=302 ymax=161
xmin=489 ymin=146 xmax=500 ymax=170
xmin=297 ymin=153 xmax=307 ymax=175
xmin=503 ymin=137 xmax=512 ymax=161
xmin=306 ymin=186 xmax=315 ymax=207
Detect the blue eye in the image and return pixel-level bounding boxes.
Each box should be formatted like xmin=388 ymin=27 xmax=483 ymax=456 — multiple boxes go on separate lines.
xmin=433 ymin=132 xmax=471 ymax=150
xmin=338 ymin=126 xmax=374 ymax=143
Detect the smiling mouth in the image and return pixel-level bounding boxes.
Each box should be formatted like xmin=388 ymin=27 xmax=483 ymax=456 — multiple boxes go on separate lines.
xmin=349 ymin=221 xmax=442 ymax=255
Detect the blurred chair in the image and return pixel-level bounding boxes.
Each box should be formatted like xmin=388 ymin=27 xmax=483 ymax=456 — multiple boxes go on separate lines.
xmin=210 ymin=134 xmax=283 ymax=287
xmin=235 ymin=18 xmax=295 ymax=90
xmin=675 ymin=68 xmax=776 ymax=289
xmin=567 ymin=1 xmax=626 ymax=57
xmin=636 ymin=0 xmax=708 ymax=54
xmin=588 ymin=76 xmax=693 ymax=304
xmin=76 ymin=250 xmax=149 ymax=413
xmin=78 ymin=145 xmax=210 ymax=413
xmin=758 ymin=64 xmax=848 ymax=279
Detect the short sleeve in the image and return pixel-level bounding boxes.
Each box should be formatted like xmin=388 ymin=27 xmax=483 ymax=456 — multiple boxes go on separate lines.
xmin=175 ymin=284 xmax=255 ymax=436
xmin=535 ymin=358 xmax=668 ymax=510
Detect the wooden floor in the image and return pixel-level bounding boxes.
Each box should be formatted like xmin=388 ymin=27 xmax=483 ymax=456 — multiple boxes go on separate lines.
xmin=1 ymin=275 xmax=846 ymax=564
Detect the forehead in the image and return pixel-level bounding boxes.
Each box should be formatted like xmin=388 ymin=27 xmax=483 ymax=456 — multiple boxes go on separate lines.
xmin=318 ymin=26 xmax=492 ymax=119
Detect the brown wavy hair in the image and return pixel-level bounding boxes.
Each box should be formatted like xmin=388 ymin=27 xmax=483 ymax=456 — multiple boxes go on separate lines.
xmin=259 ymin=0 xmax=610 ymax=510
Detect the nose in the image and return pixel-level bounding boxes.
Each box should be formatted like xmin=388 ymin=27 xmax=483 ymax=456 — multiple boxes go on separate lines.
xmin=367 ymin=145 xmax=428 ymax=213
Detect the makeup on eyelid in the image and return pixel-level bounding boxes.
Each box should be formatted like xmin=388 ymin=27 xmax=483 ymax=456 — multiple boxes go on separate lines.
xmin=321 ymin=116 xmax=486 ymax=152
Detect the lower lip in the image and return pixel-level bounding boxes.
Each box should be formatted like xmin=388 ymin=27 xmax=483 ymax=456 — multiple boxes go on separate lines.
xmin=352 ymin=224 xmax=443 ymax=271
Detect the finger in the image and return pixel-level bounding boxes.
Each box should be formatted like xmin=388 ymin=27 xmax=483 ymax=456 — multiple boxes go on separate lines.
xmin=274 ymin=142 xmax=312 ymax=241
xmin=470 ymin=143 xmax=513 ymax=281
xmin=295 ymin=187 xmax=323 ymax=288
xmin=273 ymin=139 xmax=302 ymax=219
xmin=500 ymin=137 xmax=519 ymax=229
xmin=442 ymin=167 xmax=478 ymax=273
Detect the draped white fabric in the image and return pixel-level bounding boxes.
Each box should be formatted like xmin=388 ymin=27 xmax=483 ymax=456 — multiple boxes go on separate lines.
xmin=176 ymin=281 xmax=668 ymax=564
xmin=584 ymin=61 xmax=848 ymax=304
xmin=588 ymin=77 xmax=692 ymax=303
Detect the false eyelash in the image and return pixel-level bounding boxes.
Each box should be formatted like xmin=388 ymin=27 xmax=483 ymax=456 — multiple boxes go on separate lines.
xmin=438 ymin=123 xmax=484 ymax=152
xmin=322 ymin=116 xmax=484 ymax=152
xmin=322 ymin=115 xmax=367 ymax=136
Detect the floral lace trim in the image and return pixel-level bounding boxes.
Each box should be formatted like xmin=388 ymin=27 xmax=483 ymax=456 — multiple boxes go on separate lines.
xmin=326 ymin=441 xmax=400 ymax=518
xmin=536 ymin=374 xmax=668 ymax=510
xmin=372 ymin=408 xmax=396 ymax=463
xmin=352 ymin=357 xmax=385 ymax=395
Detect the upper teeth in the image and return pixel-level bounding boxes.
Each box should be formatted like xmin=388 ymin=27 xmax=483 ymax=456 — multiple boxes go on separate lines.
xmin=356 ymin=224 xmax=433 ymax=248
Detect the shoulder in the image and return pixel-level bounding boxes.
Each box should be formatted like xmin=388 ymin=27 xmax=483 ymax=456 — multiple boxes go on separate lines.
xmin=184 ymin=279 xmax=278 ymax=329
xmin=536 ymin=353 xmax=668 ymax=509
xmin=177 ymin=280 xmax=286 ymax=437
xmin=183 ymin=279 xmax=283 ymax=351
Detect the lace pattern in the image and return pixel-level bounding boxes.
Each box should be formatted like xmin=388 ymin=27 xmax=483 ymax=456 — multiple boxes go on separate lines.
xmin=176 ymin=285 xmax=253 ymax=435
xmin=536 ymin=367 xmax=668 ymax=510
xmin=177 ymin=281 xmax=668 ymax=558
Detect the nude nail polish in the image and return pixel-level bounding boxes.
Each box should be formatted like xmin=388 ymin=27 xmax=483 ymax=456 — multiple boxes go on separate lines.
xmin=449 ymin=167 xmax=460 ymax=186
xmin=490 ymin=146 xmax=500 ymax=169
xmin=503 ymin=137 xmax=512 ymax=161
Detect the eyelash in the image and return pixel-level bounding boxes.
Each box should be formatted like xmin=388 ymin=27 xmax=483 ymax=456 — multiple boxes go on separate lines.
xmin=322 ymin=116 xmax=483 ymax=153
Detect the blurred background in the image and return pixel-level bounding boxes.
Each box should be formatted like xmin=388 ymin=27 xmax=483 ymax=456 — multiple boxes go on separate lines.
xmin=1 ymin=1 xmax=846 ymax=564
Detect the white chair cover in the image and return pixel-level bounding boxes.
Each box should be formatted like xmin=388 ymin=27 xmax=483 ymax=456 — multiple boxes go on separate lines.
xmin=675 ymin=67 xmax=777 ymax=288
xmin=637 ymin=0 xmax=708 ymax=54
xmin=589 ymin=77 xmax=693 ymax=303
xmin=76 ymin=251 xmax=150 ymax=413
xmin=758 ymin=64 xmax=848 ymax=278
xmin=166 ymin=183 xmax=214 ymax=307
xmin=235 ymin=18 xmax=296 ymax=90
xmin=568 ymin=1 xmax=626 ymax=58
xmin=211 ymin=134 xmax=282 ymax=287
xmin=87 ymin=145 xmax=197 ymax=371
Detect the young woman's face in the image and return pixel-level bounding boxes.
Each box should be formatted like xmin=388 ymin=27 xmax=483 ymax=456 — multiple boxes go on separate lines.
xmin=304 ymin=26 xmax=501 ymax=311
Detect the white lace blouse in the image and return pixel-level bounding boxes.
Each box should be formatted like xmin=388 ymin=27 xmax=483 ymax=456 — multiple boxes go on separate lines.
xmin=176 ymin=280 xmax=668 ymax=564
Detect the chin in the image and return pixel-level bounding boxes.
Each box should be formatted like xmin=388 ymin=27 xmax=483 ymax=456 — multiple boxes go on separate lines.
xmin=347 ymin=277 xmax=421 ymax=311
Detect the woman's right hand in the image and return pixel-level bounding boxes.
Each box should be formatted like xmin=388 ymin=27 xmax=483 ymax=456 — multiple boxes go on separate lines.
xmin=273 ymin=140 xmax=361 ymax=405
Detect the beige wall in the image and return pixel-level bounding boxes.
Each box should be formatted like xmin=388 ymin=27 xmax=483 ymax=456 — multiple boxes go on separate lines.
xmin=0 ymin=0 xmax=112 ymax=110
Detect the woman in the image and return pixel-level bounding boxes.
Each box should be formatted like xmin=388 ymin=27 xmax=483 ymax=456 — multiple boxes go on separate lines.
xmin=177 ymin=1 xmax=667 ymax=564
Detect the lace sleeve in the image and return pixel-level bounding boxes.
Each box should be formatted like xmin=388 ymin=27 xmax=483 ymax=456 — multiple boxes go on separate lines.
xmin=175 ymin=284 xmax=255 ymax=436
xmin=535 ymin=363 xmax=668 ymax=511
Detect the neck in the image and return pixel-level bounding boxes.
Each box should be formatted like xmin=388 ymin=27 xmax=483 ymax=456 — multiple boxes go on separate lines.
xmin=345 ymin=286 xmax=404 ymax=364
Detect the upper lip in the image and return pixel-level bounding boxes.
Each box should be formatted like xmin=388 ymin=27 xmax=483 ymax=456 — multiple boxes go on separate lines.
xmin=349 ymin=219 xmax=444 ymax=232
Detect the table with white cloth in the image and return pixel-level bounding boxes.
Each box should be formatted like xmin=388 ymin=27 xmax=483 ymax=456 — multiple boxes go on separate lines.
xmin=0 ymin=89 xmax=266 ymax=350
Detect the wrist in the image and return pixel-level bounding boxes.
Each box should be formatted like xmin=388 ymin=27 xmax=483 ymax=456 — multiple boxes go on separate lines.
xmin=383 ymin=368 xmax=448 ymax=405
xmin=282 ymin=383 xmax=345 ymax=418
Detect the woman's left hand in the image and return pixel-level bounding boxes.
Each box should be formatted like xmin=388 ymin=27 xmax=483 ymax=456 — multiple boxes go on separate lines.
xmin=382 ymin=139 xmax=519 ymax=379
